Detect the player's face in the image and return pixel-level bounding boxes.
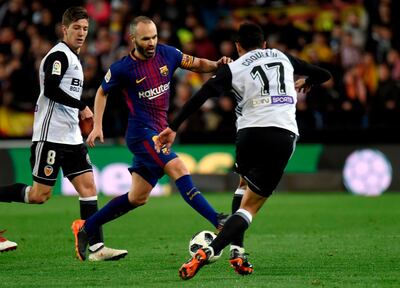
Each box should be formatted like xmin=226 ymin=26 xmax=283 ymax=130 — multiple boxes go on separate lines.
xmin=63 ymin=19 xmax=89 ymax=53
xmin=133 ymin=22 xmax=158 ymax=59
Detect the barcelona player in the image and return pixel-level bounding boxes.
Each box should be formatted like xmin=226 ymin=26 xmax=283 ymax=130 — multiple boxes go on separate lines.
xmin=72 ymin=16 xmax=231 ymax=260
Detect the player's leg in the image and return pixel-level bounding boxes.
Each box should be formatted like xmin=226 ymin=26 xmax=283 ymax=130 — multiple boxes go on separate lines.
xmin=165 ymin=157 xmax=224 ymax=229
xmin=73 ymin=136 xmax=158 ymax=245
xmin=0 ymin=141 xmax=59 ymax=204
xmin=70 ymin=171 xmax=127 ymax=261
xmin=230 ymin=176 xmax=246 ymax=247
xmin=80 ymin=171 xmax=152 ymax=235
xmin=0 ymin=183 xmax=31 ymax=203
xmin=179 ymin=127 xmax=297 ymax=279
xmin=179 ymin=188 xmax=265 ymax=280
xmin=0 ymin=182 xmax=52 ymax=204
xmin=229 ymin=176 xmax=253 ymax=274
xmin=72 ymin=171 xmax=152 ymax=261
xmin=63 ymin=144 xmax=107 ymax=254
xmin=143 ymin=132 xmax=226 ymax=229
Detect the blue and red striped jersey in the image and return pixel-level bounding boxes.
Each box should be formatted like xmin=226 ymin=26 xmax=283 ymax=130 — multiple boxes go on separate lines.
xmin=102 ymin=44 xmax=188 ymax=137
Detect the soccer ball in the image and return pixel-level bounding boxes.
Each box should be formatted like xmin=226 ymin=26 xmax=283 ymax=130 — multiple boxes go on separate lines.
xmin=188 ymin=230 xmax=223 ymax=262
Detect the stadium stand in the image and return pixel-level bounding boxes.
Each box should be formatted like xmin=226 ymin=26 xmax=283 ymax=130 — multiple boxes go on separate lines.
xmin=0 ymin=0 xmax=399 ymax=143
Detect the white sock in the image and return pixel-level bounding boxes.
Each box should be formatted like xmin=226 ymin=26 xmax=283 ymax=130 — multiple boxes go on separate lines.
xmin=234 ymin=188 xmax=245 ymax=196
xmin=79 ymin=195 xmax=98 ymax=201
xmin=236 ymin=208 xmax=253 ymax=224
xmin=24 ymin=186 xmax=31 ymax=203
xmin=230 ymin=245 xmax=245 ymax=254
xmin=89 ymin=243 xmax=103 ymax=252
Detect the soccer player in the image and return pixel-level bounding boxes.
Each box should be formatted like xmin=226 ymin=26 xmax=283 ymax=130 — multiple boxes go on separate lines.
xmin=0 ymin=7 xmax=127 ymax=261
xmin=0 ymin=230 xmax=17 ymax=252
xmin=71 ymin=16 xmax=231 ymax=261
xmin=155 ymin=22 xmax=332 ymax=279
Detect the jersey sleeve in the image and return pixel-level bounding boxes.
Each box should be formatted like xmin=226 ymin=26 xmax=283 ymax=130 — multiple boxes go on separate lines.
xmin=43 ymin=51 xmax=86 ymax=110
xmin=101 ymin=62 xmax=123 ymax=94
xmin=164 ymin=45 xmax=188 ymax=69
xmin=284 ymin=53 xmax=332 ymax=85
xmin=170 ymin=64 xmax=232 ymax=131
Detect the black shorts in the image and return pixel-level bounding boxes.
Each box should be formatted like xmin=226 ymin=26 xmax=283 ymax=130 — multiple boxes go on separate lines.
xmin=235 ymin=127 xmax=297 ymax=197
xmin=30 ymin=141 xmax=92 ymax=186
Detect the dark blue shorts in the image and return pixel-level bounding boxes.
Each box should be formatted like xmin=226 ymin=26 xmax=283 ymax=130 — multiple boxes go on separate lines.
xmin=126 ymin=129 xmax=177 ymax=187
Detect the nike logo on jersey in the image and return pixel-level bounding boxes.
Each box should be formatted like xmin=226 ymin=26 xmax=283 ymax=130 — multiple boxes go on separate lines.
xmin=136 ymin=76 xmax=147 ymax=84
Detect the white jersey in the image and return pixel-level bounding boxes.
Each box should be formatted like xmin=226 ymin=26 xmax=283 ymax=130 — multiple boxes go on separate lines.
xmin=32 ymin=42 xmax=84 ymax=144
xmin=228 ymin=48 xmax=298 ymax=135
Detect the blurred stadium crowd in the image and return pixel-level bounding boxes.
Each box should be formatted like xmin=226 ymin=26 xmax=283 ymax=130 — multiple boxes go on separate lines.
xmin=0 ymin=0 xmax=399 ymax=143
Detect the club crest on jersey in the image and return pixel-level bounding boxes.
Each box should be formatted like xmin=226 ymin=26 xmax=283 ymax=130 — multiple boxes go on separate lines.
xmin=152 ymin=136 xmax=170 ymax=155
xmin=44 ymin=165 xmax=53 ymax=176
xmin=52 ymin=60 xmax=61 ymax=75
xmin=159 ymin=65 xmax=169 ymax=76
xmin=105 ymin=69 xmax=111 ymax=83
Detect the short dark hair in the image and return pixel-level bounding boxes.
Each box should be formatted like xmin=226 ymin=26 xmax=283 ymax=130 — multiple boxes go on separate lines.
xmin=62 ymin=6 xmax=88 ymax=27
xmin=236 ymin=22 xmax=265 ymax=50
xmin=130 ymin=16 xmax=154 ymax=35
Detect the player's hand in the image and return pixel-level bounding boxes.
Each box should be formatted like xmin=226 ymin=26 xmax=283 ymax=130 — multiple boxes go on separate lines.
xmin=216 ymin=56 xmax=232 ymax=66
xmin=154 ymin=127 xmax=176 ymax=154
xmin=79 ymin=106 xmax=93 ymax=120
xmin=295 ymin=78 xmax=312 ymax=94
xmin=86 ymin=126 xmax=104 ymax=148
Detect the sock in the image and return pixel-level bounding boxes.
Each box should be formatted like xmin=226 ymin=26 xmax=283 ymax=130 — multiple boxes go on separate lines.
xmin=79 ymin=196 xmax=104 ymax=250
xmin=0 ymin=183 xmax=29 ymax=203
xmin=175 ymin=175 xmax=218 ymax=227
xmin=210 ymin=209 xmax=252 ymax=255
xmin=231 ymin=188 xmax=245 ymax=247
xmin=231 ymin=188 xmax=245 ymax=213
xmin=84 ymin=192 xmax=135 ymax=236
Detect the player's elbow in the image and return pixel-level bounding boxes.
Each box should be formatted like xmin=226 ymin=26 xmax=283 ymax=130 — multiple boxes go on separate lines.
xmin=322 ymin=69 xmax=333 ymax=83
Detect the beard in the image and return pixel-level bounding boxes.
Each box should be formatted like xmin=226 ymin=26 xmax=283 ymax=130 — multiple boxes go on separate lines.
xmin=135 ymin=41 xmax=155 ymax=59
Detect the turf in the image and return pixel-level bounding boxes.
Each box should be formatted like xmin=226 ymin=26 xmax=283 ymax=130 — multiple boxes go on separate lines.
xmin=0 ymin=193 xmax=399 ymax=287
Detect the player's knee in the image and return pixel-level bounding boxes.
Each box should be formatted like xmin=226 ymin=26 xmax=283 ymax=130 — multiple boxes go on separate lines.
xmin=165 ymin=158 xmax=189 ymax=180
xmin=29 ymin=188 xmax=52 ymax=204
xmin=78 ymin=187 xmax=96 ymax=198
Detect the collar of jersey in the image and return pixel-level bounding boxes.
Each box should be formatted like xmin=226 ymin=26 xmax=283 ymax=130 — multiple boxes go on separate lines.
xmin=61 ymin=41 xmax=79 ymax=57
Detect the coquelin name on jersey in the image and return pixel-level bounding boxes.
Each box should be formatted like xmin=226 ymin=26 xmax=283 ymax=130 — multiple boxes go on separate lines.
xmin=241 ymin=51 xmax=278 ymax=66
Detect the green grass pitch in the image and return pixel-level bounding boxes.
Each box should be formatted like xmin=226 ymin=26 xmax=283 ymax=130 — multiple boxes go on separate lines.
xmin=1 ymin=193 xmax=399 ymax=287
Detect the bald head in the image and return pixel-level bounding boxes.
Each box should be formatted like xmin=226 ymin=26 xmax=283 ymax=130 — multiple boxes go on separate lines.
xmin=130 ymin=16 xmax=155 ymax=36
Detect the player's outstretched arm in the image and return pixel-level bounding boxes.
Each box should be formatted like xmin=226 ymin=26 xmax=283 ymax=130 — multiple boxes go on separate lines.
xmin=86 ymin=86 xmax=108 ymax=147
xmin=158 ymin=65 xmax=232 ymax=152
xmin=189 ymin=56 xmax=232 ymax=73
